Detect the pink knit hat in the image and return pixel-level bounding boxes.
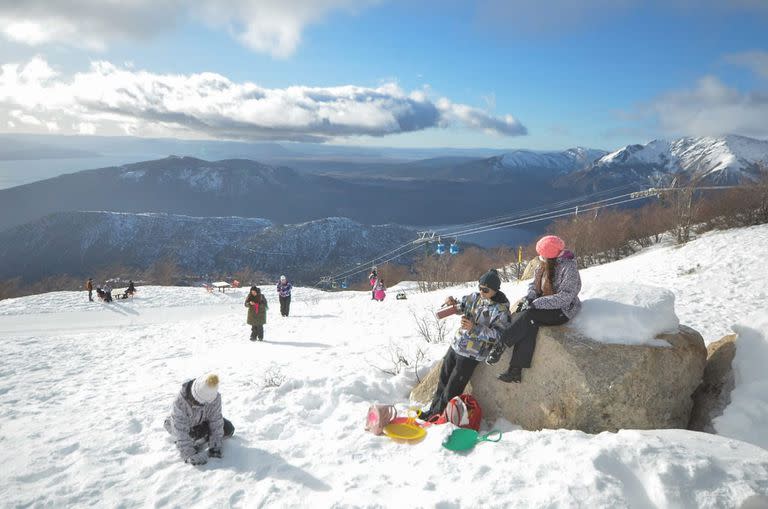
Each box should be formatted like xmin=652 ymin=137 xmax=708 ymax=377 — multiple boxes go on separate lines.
xmin=536 ymin=235 xmax=565 ymax=259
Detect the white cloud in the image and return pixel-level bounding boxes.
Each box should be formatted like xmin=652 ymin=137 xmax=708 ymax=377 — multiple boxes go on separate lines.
xmin=0 ymin=1 xmax=378 ymax=58
xmin=0 ymin=57 xmax=527 ymax=142
xmin=643 ymin=75 xmax=768 ymax=138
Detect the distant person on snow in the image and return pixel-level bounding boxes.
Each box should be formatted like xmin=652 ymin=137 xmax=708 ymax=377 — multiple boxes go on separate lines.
xmin=164 ymin=373 xmax=235 ymax=466
xmin=126 ymin=280 xmax=136 ymax=296
xmin=420 ymin=269 xmax=512 ymax=420
xmin=369 ymin=267 xmax=378 ymax=300
xmin=245 ymin=286 xmax=268 ymax=341
xmin=486 ymin=235 xmax=582 ymax=383
xmin=86 ymin=278 xmax=93 ymax=302
xmin=373 ymin=277 xmax=386 ymax=301
xmin=277 ymin=275 xmax=292 ymax=317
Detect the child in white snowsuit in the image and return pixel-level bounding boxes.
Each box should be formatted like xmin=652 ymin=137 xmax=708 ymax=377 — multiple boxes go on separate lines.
xmin=164 ymin=373 xmax=235 ymax=465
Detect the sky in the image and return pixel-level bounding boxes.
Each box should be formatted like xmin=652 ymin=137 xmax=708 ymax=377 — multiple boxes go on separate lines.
xmin=0 ymin=0 xmax=767 ymax=151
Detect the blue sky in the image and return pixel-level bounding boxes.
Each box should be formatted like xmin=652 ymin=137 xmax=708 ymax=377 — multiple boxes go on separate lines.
xmin=1 ymin=0 xmax=767 ymax=151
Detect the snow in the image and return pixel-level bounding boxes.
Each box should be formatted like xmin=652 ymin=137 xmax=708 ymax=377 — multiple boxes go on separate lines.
xmin=570 ymin=284 xmax=679 ymax=345
xmin=1 ymin=225 xmax=768 ymax=507
xmin=712 ymin=311 xmax=768 ymax=450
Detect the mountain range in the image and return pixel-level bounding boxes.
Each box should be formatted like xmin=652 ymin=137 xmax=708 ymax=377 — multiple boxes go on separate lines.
xmin=0 ymin=133 xmax=765 ymax=286
xmin=0 ymin=212 xmax=417 ymax=283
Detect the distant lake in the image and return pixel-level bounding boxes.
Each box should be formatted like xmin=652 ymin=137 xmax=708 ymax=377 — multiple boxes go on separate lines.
xmin=0 ymin=154 xmax=165 ymax=190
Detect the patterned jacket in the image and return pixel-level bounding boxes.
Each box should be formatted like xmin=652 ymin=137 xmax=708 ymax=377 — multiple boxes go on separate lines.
xmin=166 ymin=380 xmax=224 ymax=460
xmin=277 ymin=282 xmax=292 ymax=298
xmin=526 ymin=250 xmax=582 ymax=319
xmin=451 ymin=291 xmax=512 ymax=362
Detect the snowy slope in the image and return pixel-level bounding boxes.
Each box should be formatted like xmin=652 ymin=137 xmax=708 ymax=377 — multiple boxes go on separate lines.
xmin=1 ymin=226 xmax=768 ymax=507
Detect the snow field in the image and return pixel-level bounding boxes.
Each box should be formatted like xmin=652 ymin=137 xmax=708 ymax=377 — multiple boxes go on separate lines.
xmin=1 ymin=225 xmax=768 ymax=507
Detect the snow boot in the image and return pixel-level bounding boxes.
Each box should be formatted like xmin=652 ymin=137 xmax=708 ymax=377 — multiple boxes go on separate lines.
xmin=486 ymin=342 xmax=505 ymax=365
xmin=498 ymin=367 xmax=523 ymax=383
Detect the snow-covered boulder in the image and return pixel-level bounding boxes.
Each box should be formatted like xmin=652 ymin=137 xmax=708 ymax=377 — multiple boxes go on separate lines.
xmin=413 ymin=284 xmax=708 ymax=432
xmin=472 ymin=324 xmax=706 ymax=432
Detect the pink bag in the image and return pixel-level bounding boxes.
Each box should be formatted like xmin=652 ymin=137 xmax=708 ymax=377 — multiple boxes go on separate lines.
xmin=365 ymin=404 xmax=397 ymax=435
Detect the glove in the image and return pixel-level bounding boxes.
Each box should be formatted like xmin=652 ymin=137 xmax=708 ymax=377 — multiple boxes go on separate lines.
xmin=185 ymin=451 xmax=208 ymax=465
xmin=208 ymin=447 xmax=222 ymax=458
xmin=518 ymin=298 xmax=534 ymax=312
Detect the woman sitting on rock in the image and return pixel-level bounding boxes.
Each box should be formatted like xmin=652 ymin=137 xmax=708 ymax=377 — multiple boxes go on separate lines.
xmin=487 ymin=235 xmax=582 ymax=383
xmin=420 ymin=269 xmax=512 ymax=420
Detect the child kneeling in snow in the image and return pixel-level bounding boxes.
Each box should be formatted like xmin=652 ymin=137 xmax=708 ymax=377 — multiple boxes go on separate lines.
xmin=164 ymin=373 xmax=235 ymax=465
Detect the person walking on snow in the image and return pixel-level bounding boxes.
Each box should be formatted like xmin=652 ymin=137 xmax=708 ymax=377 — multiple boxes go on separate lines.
xmin=487 ymin=235 xmax=582 ymax=383
xmin=86 ymin=278 xmax=93 ymax=302
xmin=163 ymin=373 xmax=235 ymax=466
xmin=420 ymin=269 xmax=512 ymax=421
xmin=245 ymin=286 xmax=268 ymax=341
xmin=373 ymin=277 xmax=386 ymax=301
xmin=277 ymin=275 xmax=292 ymax=317
xmin=369 ymin=267 xmax=378 ymax=300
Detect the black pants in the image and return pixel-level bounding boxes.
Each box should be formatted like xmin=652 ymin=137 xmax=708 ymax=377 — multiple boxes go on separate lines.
xmin=189 ymin=419 xmax=235 ymax=441
xmin=88 ymin=290 xmax=93 ymax=301
xmin=279 ymin=296 xmax=291 ymax=317
xmin=428 ymin=348 xmax=479 ymax=415
xmin=251 ymin=325 xmax=264 ymax=340
xmin=502 ymin=308 xmax=569 ymax=369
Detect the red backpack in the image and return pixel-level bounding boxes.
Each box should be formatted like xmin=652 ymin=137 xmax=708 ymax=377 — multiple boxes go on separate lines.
xmin=431 ymin=394 xmax=482 ymax=431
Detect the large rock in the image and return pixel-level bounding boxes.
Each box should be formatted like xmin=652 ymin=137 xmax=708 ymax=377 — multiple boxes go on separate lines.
xmin=467 ymin=325 xmax=706 ymax=432
xmin=411 ymin=361 xmax=472 ymax=405
xmin=688 ymin=334 xmax=737 ymax=432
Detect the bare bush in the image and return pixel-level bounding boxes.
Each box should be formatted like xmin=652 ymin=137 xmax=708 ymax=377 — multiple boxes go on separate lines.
xmin=411 ymin=308 xmax=448 ymax=344
xmin=262 ymin=365 xmax=286 ymax=388
xmin=372 ymin=342 xmax=428 ymax=383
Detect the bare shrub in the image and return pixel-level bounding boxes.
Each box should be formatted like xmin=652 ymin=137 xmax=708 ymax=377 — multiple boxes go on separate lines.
xmin=411 ymin=308 xmax=448 ymax=344
xmin=262 ymin=365 xmax=286 ymax=388
xmin=372 ymin=342 xmax=428 ymax=383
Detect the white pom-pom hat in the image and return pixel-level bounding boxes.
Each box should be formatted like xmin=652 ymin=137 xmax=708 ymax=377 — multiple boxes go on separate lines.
xmin=192 ymin=373 xmax=219 ymax=404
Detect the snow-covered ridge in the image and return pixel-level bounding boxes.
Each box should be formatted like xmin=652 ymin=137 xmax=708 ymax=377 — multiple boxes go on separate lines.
xmin=593 ymin=134 xmax=768 ymax=184
xmin=492 ymin=147 xmax=607 ymax=174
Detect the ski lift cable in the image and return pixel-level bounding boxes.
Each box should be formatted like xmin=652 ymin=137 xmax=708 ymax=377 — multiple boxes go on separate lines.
xmin=324 ymin=191 xmax=640 ymax=284
xmin=442 ymin=191 xmax=643 ymax=238
xmin=441 ymin=194 xmax=652 ymax=237
xmin=430 ymin=184 xmax=635 ymax=232
xmin=315 ymin=242 xmax=426 ymax=285
xmin=327 ymin=241 xmax=427 ymax=282
xmin=323 ymin=241 xmax=426 ymax=282
xmin=322 ymin=186 xmax=644 ymax=286
xmin=430 ymin=183 xmax=637 ymax=234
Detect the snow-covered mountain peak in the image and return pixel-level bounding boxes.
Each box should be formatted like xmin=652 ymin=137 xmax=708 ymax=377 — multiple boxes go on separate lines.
xmin=591 ymin=135 xmax=768 ymax=184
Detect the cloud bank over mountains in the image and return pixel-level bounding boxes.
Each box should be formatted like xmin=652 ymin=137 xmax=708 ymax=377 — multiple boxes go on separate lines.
xmin=0 ymin=57 xmax=527 ymax=142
